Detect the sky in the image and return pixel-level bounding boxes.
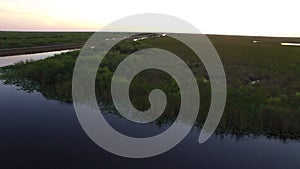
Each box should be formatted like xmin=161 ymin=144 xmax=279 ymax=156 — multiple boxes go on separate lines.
xmin=0 ymin=0 xmax=300 ymax=37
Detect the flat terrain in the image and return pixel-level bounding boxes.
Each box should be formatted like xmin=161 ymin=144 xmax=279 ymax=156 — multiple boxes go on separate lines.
xmin=1 ymin=31 xmax=300 ymax=57
xmin=0 ymin=32 xmax=93 ymax=56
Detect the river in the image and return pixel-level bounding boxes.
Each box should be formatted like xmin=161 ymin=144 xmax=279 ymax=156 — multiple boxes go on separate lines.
xmin=0 ymin=49 xmax=78 ymax=68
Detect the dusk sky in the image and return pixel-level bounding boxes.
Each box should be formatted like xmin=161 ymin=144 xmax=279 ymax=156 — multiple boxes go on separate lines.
xmin=1 ymin=0 xmax=300 ymax=37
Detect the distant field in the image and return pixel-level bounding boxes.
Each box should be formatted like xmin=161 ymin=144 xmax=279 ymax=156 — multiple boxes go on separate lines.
xmin=1 ymin=32 xmax=300 ymax=56
xmin=0 ymin=32 xmax=93 ymax=49
xmin=1 ymin=31 xmax=300 ymax=49
xmin=0 ymin=32 xmax=93 ymax=56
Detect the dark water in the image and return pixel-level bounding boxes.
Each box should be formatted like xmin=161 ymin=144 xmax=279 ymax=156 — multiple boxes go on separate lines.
xmin=0 ymin=81 xmax=299 ymax=169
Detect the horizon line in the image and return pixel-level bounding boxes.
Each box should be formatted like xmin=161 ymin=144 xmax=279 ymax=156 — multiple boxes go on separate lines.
xmin=1 ymin=30 xmax=300 ymax=38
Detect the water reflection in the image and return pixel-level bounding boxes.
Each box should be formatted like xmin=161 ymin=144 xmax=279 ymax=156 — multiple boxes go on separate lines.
xmin=281 ymin=42 xmax=300 ymax=47
xmin=2 ymin=70 xmax=300 ymax=141
xmin=0 ymin=81 xmax=299 ymax=168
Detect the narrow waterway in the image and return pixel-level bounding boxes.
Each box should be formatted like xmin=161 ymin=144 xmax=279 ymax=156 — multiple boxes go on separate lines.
xmin=0 ymin=49 xmax=78 ymax=67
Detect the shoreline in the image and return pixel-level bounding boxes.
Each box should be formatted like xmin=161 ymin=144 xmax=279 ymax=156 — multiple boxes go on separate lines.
xmin=0 ymin=43 xmax=83 ymax=57
xmin=0 ymin=49 xmax=78 ymax=68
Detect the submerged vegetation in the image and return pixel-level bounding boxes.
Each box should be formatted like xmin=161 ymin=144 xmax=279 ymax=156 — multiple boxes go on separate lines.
xmin=1 ymin=34 xmax=300 ymax=140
